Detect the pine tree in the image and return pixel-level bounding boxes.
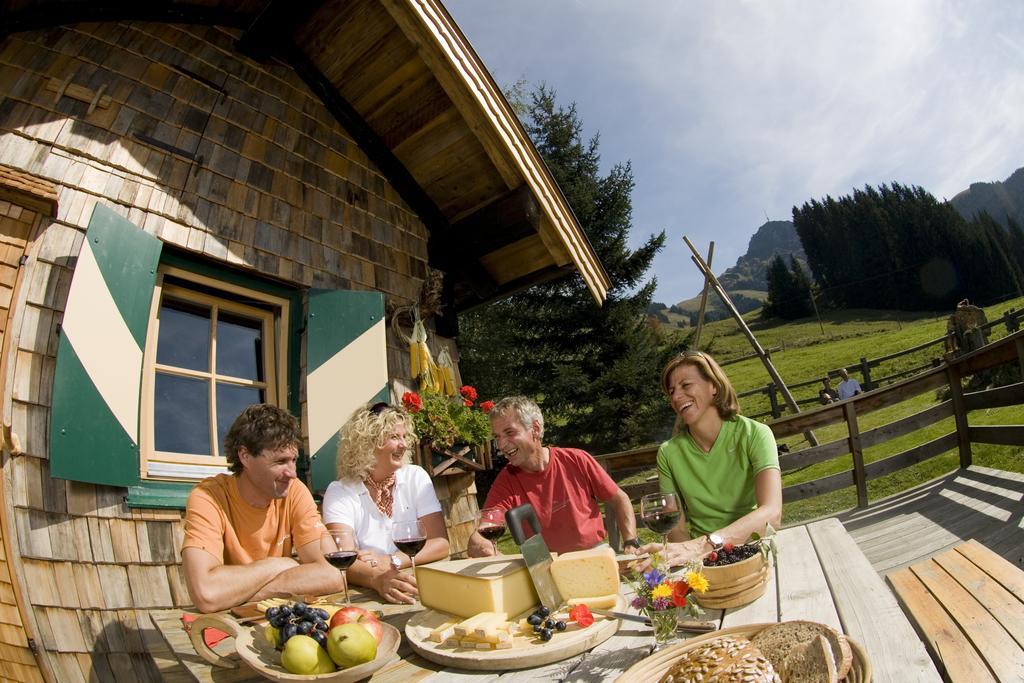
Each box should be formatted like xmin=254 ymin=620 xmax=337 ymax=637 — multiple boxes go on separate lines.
xmin=457 ymin=85 xmax=671 ymax=452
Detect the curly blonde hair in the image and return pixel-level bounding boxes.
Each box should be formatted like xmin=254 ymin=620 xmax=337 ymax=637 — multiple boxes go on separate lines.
xmin=336 ymin=403 xmax=416 ymax=481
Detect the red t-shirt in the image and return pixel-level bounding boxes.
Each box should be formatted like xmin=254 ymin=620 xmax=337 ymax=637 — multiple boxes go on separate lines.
xmin=482 ymin=446 xmax=619 ymax=553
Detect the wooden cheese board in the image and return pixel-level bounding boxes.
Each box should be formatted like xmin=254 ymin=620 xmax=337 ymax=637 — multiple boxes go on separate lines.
xmin=187 ymin=612 xmax=400 ymax=682
xmin=405 ymin=595 xmax=625 ymax=671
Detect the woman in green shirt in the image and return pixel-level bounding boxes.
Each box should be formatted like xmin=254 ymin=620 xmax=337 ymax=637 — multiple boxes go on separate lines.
xmin=642 ymin=351 xmax=782 ymax=568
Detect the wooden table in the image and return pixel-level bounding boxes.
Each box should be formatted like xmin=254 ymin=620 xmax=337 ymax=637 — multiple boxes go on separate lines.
xmin=151 ymin=518 xmax=941 ymax=681
xmin=888 ymin=539 xmax=1024 ymax=682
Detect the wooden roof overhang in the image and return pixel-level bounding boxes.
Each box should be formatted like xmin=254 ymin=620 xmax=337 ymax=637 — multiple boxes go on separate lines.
xmin=0 ymin=0 xmax=611 ymax=311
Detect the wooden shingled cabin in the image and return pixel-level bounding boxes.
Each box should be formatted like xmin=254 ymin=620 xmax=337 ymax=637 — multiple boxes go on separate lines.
xmin=0 ymin=1 xmax=610 ymax=679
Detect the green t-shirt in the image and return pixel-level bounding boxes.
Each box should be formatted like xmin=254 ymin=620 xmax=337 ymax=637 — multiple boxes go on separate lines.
xmin=656 ymin=415 xmax=779 ymax=538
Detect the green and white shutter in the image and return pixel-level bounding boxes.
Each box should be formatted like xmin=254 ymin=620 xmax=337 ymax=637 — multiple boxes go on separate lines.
xmin=50 ymin=204 xmax=162 ymax=486
xmin=306 ymin=290 xmax=388 ymax=493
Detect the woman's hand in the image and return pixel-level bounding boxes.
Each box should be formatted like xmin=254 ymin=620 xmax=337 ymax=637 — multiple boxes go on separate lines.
xmin=637 ymin=538 xmax=707 ymax=570
xmin=356 ymin=550 xmax=391 ymax=569
xmin=372 ymin=568 xmax=418 ymax=604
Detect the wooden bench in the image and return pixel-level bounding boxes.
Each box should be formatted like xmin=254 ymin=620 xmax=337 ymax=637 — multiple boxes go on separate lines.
xmin=887 ymin=539 xmax=1024 ymax=682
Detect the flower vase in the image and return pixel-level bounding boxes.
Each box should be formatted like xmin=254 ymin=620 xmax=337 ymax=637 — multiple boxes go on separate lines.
xmin=646 ymin=607 xmax=678 ymax=650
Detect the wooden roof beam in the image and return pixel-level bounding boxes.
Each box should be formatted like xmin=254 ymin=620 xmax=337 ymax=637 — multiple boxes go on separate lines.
xmin=450 ymin=184 xmax=540 ymax=259
xmin=236 ymin=0 xmax=326 ymax=62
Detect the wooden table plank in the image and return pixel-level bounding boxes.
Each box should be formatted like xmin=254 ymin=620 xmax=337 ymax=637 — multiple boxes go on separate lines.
xmin=910 ymin=559 xmax=1024 ymax=682
xmin=888 ymin=567 xmax=997 ymax=683
xmin=806 ymin=518 xmax=941 ymax=682
xmin=774 ymin=524 xmax=842 ymax=631
xmin=933 ymin=549 xmax=1024 ymax=647
xmin=956 ymin=539 xmax=1024 ymax=596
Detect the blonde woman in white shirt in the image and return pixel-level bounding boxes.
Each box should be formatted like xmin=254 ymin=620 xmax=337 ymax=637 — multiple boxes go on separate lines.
xmin=322 ymin=402 xmax=449 ymax=604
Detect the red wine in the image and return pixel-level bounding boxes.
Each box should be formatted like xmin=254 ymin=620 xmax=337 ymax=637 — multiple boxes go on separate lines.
xmin=324 ymin=551 xmax=357 ymax=570
xmin=643 ymin=511 xmax=681 ymax=535
xmin=395 ymin=537 xmax=426 ymax=556
xmin=479 ymin=525 xmax=506 ymax=542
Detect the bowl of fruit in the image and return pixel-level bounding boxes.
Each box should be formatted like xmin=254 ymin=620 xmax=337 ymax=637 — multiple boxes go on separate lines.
xmin=187 ymin=602 xmax=399 ymax=681
xmin=694 ymin=542 xmax=770 ymax=609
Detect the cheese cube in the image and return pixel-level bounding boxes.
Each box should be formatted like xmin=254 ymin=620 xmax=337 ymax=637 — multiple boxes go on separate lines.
xmin=550 ymin=546 xmax=619 ymax=600
xmin=416 ymin=555 xmax=539 ymax=619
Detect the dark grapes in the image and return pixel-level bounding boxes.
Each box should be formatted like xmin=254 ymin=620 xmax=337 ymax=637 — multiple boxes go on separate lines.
xmin=311 ymin=630 xmax=327 ymax=647
xmin=539 ymin=628 xmax=553 ymax=641
xmin=281 ymin=623 xmax=298 ymax=645
xmin=702 ymin=542 xmax=760 ymax=567
xmin=265 ymin=606 xmax=281 ymax=620
xmin=527 ymin=614 xmax=542 ymax=626
xmin=555 ymin=620 xmax=566 ymax=631
xmin=296 ymin=621 xmax=313 ymax=635
xmin=537 ymin=606 xmax=550 ymax=618
xmin=313 ymin=608 xmax=329 ymax=621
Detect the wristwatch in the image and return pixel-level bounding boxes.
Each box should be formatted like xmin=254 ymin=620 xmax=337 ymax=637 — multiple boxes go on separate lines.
xmin=707 ymin=532 xmax=724 ymax=550
xmin=390 ymin=554 xmax=402 ymax=570
xmin=622 ymin=538 xmax=641 ymax=550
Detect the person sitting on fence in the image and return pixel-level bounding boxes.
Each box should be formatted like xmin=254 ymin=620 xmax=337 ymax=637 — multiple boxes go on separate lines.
xmin=322 ymin=402 xmax=449 ymax=604
xmin=945 ymin=298 xmax=989 ymax=356
xmin=837 ymin=368 xmax=863 ymax=399
xmin=638 ymin=351 xmax=782 ymax=569
xmin=180 ymin=404 xmax=343 ymax=613
xmin=466 ymin=396 xmax=640 ymax=556
xmin=819 ymin=378 xmax=838 ymax=404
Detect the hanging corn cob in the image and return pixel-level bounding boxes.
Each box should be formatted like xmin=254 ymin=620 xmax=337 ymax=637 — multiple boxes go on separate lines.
xmin=436 ymin=348 xmax=457 ymax=398
xmin=410 ymin=317 xmax=442 ymax=393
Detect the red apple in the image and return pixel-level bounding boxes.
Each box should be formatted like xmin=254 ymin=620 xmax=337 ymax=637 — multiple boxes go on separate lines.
xmin=328 ymin=605 xmax=383 ymax=644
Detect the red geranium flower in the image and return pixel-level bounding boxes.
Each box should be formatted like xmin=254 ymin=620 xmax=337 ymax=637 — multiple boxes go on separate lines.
xmin=671 ymin=580 xmax=691 ymax=607
xmin=480 ymin=400 xmax=494 ymax=413
xmin=401 ymin=391 xmax=422 ymax=413
xmin=459 ymin=385 xmax=478 ymax=402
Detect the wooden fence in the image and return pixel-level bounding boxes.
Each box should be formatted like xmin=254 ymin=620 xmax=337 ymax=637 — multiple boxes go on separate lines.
xmin=596 ymin=328 xmax=1024 ymax=546
xmin=736 ymin=307 xmax=1024 ymax=420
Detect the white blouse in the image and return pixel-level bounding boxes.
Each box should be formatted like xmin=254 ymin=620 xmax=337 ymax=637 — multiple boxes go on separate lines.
xmin=321 ymin=464 xmax=441 ymax=554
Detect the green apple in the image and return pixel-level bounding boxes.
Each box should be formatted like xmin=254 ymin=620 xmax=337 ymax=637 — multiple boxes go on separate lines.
xmin=326 ymin=623 xmax=377 ymax=669
xmin=263 ymin=623 xmax=282 ymax=650
xmin=281 ymin=634 xmax=335 ymax=675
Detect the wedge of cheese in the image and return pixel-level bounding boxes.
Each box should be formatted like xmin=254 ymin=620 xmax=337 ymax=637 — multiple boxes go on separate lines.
xmin=566 ymin=593 xmax=619 ymax=609
xmin=416 ymin=555 xmax=539 ymax=619
xmin=550 ymin=546 xmax=620 ymax=601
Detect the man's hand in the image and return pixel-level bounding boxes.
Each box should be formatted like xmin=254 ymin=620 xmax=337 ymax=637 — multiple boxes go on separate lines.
xmin=373 ymin=568 xmax=418 ymax=604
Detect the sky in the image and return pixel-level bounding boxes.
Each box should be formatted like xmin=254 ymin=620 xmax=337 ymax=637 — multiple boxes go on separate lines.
xmin=444 ymin=0 xmax=1024 ymax=305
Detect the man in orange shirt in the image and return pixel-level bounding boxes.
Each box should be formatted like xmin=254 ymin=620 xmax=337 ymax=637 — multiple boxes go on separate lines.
xmin=181 ymin=404 xmax=343 ymax=613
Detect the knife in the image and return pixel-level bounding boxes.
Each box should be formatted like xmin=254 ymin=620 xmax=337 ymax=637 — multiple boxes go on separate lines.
xmin=589 ymin=608 xmax=717 ymax=632
xmin=506 ymin=504 xmax=563 ymax=609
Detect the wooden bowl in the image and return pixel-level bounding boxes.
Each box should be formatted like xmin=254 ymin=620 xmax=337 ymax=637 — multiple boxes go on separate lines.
xmin=187 ymin=613 xmax=400 ymax=681
xmin=615 ymin=622 xmax=871 ymax=683
xmin=695 ymin=551 xmax=769 ymax=609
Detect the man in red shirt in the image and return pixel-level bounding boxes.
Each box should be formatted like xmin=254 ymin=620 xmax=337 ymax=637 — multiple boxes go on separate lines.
xmin=467 ymin=396 xmax=638 ymax=555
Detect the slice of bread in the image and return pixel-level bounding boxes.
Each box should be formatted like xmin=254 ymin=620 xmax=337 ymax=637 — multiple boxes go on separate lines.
xmin=751 ymin=621 xmax=852 ymax=680
xmin=781 ymin=634 xmax=838 ymax=683
xmin=658 ymin=635 xmax=780 ymax=683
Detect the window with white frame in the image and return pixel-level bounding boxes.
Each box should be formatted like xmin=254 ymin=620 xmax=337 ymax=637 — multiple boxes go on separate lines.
xmin=140 ymin=265 xmax=289 ymax=481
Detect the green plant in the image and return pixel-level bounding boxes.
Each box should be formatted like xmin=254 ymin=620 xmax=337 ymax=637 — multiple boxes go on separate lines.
xmin=402 ymin=386 xmax=493 ymax=451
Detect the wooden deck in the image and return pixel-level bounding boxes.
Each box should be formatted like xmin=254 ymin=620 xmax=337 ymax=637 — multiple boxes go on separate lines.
xmin=836 ymin=465 xmax=1024 ymax=574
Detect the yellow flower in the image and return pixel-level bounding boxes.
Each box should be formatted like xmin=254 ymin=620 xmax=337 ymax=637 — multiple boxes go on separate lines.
xmin=687 ymin=571 xmax=709 ymax=593
xmin=651 ymin=583 xmax=673 ymax=600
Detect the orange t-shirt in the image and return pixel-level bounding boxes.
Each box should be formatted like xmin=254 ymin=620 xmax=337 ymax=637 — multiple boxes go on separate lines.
xmin=181 ymin=473 xmax=324 ymax=565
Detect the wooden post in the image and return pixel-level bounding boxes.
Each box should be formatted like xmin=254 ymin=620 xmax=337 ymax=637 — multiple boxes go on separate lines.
xmin=844 ymin=401 xmax=868 ymax=508
xmin=693 ymin=242 xmax=714 ymax=349
xmin=683 ymin=236 xmax=817 ymax=446
xmin=1015 ymin=337 xmax=1024 ymax=380
xmin=767 ymin=384 xmax=780 ymax=419
xmin=947 ymin=363 xmax=972 ymax=468
xmin=859 ymin=357 xmax=871 ymax=390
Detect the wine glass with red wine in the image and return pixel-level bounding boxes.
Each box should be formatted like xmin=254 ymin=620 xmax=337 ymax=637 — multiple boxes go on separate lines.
xmin=640 ymin=492 xmax=681 ymax=567
xmin=477 ymin=507 xmax=506 ymax=555
xmin=322 ymin=528 xmax=357 ymax=605
xmin=392 ymin=519 xmax=427 ymax=600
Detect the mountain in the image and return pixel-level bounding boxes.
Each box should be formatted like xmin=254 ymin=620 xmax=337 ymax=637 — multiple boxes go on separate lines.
xmin=949 ymin=167 xmax=1024 ymax=228
xmin=717 ymin=220 xmax=805 ymax=293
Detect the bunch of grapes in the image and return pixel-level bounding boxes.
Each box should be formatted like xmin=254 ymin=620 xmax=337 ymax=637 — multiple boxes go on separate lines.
xmin=525 ymin=605 xmax=566 ymax=642
xmin=265 ymin=602 xmax=331 ymax=649
xmin=703 ymin=542 xmax=760 ymax=567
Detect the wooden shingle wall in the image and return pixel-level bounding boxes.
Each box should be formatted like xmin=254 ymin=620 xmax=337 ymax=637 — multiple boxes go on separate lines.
xmin=0 ymin=19 xmax=466 ymax=681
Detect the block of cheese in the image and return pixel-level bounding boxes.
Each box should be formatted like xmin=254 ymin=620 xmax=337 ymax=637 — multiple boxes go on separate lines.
xmin=566 ymin=593 xmax=619 ymax=609
xmin=416 ymin=555 xmax=539 ymax=619
xmin=550 ymin=546 xmax=620 ymax=600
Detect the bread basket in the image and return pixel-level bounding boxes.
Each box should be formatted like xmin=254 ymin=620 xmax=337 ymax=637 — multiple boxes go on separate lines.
xmin=615 ymin=622 xmax=871 ymax=682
